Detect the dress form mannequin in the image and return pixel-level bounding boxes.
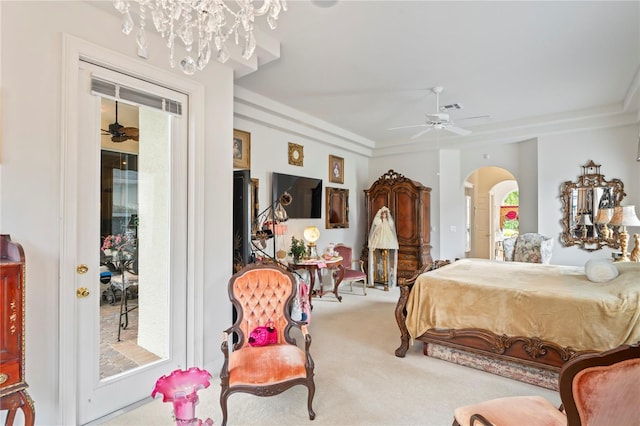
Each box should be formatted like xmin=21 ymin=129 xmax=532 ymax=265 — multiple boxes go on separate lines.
xmin=367 ymin=206 xmax=399 ymax=290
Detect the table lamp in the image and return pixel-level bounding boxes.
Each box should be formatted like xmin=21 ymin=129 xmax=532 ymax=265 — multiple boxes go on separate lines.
xmin=576 ymin=213 xmax=593 ymax=239
xmin=303 ymin=226 xmax=321 ymax=259
xmin=609 ymin=205 xmax=640 ymax=262
xmin=594 ymin=208 xmax=613 ymax=239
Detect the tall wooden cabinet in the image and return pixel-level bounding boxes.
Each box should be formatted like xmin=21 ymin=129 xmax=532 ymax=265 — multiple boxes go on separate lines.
xmin=362 ymin=170 xmax=432 ymax=281
xmin=0 ymin=235 xmax=34 ymax=425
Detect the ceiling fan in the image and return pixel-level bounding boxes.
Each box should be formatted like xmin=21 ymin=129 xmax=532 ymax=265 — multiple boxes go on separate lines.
xmin=389 ymin=86 xmax=487 ymax=139
xmin=101 ymin=101 xmax=139 ymax=143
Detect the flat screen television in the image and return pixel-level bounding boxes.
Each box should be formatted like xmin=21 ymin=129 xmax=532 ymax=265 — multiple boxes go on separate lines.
xmin=272 ymin=172 xmax=323 ymax=219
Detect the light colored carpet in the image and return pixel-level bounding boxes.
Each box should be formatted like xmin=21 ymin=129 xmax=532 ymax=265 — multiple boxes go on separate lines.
xmin=103 ymin=285 xmax=560 ymax=425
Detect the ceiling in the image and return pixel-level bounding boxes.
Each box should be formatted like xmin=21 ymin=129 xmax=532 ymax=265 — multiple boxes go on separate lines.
xmin=236 ymin=1 xmax=640 ymax=149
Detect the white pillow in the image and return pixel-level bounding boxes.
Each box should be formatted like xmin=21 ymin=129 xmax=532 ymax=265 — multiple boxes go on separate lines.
xmin=585 ymin=259 xmax=619 ymax=283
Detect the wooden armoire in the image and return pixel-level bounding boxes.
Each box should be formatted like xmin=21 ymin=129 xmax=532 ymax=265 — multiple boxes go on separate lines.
xmin=362 ymin=170 xmax=432 ymax=281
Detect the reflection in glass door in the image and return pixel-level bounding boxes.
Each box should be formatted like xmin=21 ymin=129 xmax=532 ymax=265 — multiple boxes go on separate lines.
xmin=99 ymin=98 xmax=170 ymax=379
xmin=75 ymin=63 xmax=188 ymax=425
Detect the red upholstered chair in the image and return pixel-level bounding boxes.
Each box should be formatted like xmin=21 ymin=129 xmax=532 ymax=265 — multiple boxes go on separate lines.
xmin=333 ymin=244 xmax=368 ymax=295
xmin=220 ymin=264 xmax=315 ymax=426
xmin=452 ymin=342 xmax=640 ymax=426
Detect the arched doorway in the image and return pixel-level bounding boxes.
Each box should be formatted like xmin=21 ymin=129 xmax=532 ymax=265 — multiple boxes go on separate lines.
xmin=465 ymin=167 xmax=518 ymax=259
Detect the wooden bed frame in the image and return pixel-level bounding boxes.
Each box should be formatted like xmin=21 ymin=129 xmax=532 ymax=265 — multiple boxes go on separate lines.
xmin=394 ymin=261 xmax=597 ymax=372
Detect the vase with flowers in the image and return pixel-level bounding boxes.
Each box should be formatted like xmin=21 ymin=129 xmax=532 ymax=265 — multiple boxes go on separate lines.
xmin=288 ymin=236 xmax=307 ymax=263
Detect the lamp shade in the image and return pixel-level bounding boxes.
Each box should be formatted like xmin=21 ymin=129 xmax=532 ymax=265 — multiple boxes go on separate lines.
xmin=272 ymin=224 xmax=288 ymax=236
xmin=594 ymin=208 xmax=613 ymax=225
xmin=576 ymin=213 xmax=593 ymax=226
xmin=609 ymin=205 xmax=640 ymax=227
xmin=303 ymin=226 xmax=320 ymax=243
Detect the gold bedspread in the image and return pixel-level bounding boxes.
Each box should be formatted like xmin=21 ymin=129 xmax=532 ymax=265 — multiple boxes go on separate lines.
xmin=405 ymin=259 xmax=640 ymax=351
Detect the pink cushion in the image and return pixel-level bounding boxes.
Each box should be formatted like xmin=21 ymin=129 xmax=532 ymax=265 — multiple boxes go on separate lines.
xmin=454 ymin=395 xmax=565 ymax=426
xmin=229 ymin=344 xmax=307 ymax=386
xmin=343 ymin=269 xmax=366 ymax=280
xmin=573 ymin=358 xmax=640 ymax=425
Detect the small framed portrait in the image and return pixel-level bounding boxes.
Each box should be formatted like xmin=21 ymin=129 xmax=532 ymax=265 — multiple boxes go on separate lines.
xmin=328 ymin=155 xmax=344 ymax=184
xmin=288 ymin=142 xmax=304 ymax=166
xmin=233 ymin=129 xmax=251 ymax=169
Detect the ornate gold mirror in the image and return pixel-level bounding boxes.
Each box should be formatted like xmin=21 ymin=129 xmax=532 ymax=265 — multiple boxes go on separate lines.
xmin=560 ymin=161 xmax=625 ymax=251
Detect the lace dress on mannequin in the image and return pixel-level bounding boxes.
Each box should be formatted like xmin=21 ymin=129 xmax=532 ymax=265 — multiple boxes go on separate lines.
xmin=367 ymin=206 xmax=399 ymax=289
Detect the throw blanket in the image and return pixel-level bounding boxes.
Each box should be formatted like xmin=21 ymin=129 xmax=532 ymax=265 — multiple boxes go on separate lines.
xmin=405 ymin=259 xmax=640 ymax=352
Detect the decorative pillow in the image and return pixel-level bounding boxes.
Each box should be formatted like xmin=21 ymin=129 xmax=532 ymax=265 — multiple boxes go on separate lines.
xmin=513 ymin=233 xmax=554 ymax=264
xmin=503 ymin=236 xmax=518 ymax=261
xmin=585 ymin=259 xmax=619 ymax=283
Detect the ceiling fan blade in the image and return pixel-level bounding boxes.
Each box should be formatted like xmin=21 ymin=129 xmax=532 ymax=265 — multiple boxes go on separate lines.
xmin=446 ymin=125 xmax=472 ymax=136
xmin=111 ymin=134 xmax=129 ymax=143
xmin=426 ymin=112 xmax=449 ymax=121
xmin=388 ymin=124 xmax=428 ymax=131
xmin=456 ymin=114 xmax=491 ymax=122
xmin=411 ymin=127 xmax=433 ymax=139
xmin=122 ymin=127 xmax=139 ymax=137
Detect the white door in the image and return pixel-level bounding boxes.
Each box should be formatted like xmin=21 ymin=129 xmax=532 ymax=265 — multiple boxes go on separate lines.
xmin=75 ymin=63 xmax=188 ymax=424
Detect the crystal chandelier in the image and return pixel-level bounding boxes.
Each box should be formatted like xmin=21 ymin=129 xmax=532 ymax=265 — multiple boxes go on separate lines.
xmin=114 ymin=0 xmax=287 ymax=75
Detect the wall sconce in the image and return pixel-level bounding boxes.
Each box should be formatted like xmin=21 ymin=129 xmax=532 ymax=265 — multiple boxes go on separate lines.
xmin=303 ymin=226 xmax=321 ymax=259
xmin=609 ymin=205 xmax=640 ymax=262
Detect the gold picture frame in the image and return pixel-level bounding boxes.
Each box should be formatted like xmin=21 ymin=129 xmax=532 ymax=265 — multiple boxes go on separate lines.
xmin=233 ymin=129 xmax=251 ymax=169
xmin=288 ymin=142 xmax=304 ymax=166
xmin=328 ymin=155 xmax=344 ymax=184
xmin=326 ymin=187 xmax=349 ymax=229
xmin=251 ymin=178 xmax=259 ymax=234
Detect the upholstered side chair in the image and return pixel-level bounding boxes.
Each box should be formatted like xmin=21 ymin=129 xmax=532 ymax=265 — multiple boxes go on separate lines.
xmin=452 ymin=342 xmax=640 ymax=426
xmin=503 ymin=232 xmax=553 ymax=264
xmin=333 ymin=244 xmax=368 ymax=295
xmin=220 ymin=263 xmax=315 ymax=426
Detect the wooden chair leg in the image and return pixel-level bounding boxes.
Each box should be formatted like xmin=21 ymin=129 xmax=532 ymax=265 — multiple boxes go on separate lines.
xmin=307 ymin=383 xmax=316 ymax=420
xmin=220 ymin=391 xmax=229 ymax=426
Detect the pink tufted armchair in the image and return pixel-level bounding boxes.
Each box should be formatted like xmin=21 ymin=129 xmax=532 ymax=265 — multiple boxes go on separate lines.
xmin=452 ymin=342 xmax=640 ymax=426
xmin=220 ymin=263 xmax=315 ymax=426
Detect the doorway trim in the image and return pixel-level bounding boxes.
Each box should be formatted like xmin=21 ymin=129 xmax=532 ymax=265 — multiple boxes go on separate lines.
xmin=60 ymin=33 xmax=205 ymax=425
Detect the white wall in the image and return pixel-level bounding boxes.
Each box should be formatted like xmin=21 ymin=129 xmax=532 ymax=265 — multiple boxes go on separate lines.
xmin=1 ymin=2 xmax=233 ymax=423
xmin=385 ymin=124 xmax=640 ymax=266
xmin=538 ymin=124 xmax=640 ymax=266
xmin=233 ymin=85 xmax=376 ymax=259
xmin=234 ymin=112 xmax=371 ymax=256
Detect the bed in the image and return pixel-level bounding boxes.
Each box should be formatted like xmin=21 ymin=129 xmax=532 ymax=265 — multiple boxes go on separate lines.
xmin=395 ymin=258 xmax=640 ymax=372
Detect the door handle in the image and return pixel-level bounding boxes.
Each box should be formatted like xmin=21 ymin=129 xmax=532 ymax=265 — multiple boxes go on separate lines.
xmin=76 ymin=287 xmax=90 ymax=298
xmin=76 ymin=264 xmax=89 ymax=274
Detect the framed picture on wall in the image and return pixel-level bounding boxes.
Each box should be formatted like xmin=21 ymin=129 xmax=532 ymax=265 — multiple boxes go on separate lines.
xmin=233 ymin=129 xmax=251 ymax=169
xmin=328 ymin=155 xmax=344 ymax=184
xmin=288 ymin=142 xmax=304 ymax=166
xmin=326 ymin=187 xmax=349 ymax=229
